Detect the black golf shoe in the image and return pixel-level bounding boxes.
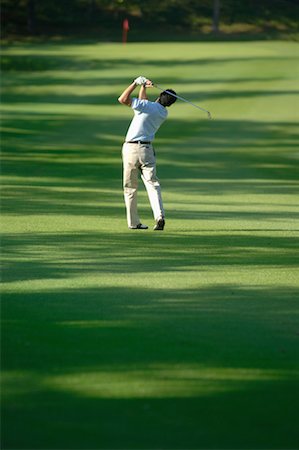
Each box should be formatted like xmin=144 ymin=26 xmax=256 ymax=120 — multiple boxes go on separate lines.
xmin=129 ymin=223 xmax=148 ymax=229
xmin=154 ymin=218 xmax=165 ymax=231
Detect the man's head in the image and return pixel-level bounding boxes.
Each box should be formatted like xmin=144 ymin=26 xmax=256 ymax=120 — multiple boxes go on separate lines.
xmin=158 ymin=89 xmax=177 ymax=107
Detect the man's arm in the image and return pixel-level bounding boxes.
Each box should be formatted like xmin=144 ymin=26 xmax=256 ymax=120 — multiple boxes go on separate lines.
xmin=118 ymin=79 xmax=154 ymax=106
xmin=118 ymin=82 xmax=137 ymax=107
xmin=138 ymin=84 xmax=147 ymax=100
xmin=139 ymin=79 xmax=154 ymax=100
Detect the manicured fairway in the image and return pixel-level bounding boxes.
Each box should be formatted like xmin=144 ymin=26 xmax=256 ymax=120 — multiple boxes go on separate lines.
xmin=1 ymin=40 xmax=299 ymax=449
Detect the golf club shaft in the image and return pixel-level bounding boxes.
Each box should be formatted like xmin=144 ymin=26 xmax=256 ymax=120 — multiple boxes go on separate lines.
xmin=154 ymin=83 xmax=212 ymax=119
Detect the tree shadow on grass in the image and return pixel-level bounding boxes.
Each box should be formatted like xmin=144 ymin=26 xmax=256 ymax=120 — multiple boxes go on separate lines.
xmin=2 ymin=111 xmax=299 ymax=211
xmin=3 ymin=89 xmax=298 ymax=106
xmin=1 ymin=54 xmax=296 ymax=73
xmin=1 ymin=42 xmax=299 ymax=450
xmin=2 ymin=373 xmax=298 ymax=449
xmin=2 ymin=284 xmax=299 ymax=449
xmin=2 ymin=381 xmax=298 ymax=449
xmin=2 ymin=230 xmax=299 ymax=283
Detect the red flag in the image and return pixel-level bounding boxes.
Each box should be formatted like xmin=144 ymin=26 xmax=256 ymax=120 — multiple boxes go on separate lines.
xmin=122 ymin=18 xmax=129 ymax=44
xmin=123 ymin=18 xmax=129 ymax=31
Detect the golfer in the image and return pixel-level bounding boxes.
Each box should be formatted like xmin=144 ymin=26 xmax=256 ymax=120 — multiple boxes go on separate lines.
xmin=118 ymin=76 xmax=177 ymax=230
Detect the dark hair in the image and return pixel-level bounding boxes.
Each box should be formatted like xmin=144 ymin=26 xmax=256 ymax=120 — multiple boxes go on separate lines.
xmin=159 ymin=89 xmax=177 ymax=107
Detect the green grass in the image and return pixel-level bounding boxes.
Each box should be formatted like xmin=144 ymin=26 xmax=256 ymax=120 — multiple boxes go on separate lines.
xmin=1 ymin=40 xmax=299 ymax=449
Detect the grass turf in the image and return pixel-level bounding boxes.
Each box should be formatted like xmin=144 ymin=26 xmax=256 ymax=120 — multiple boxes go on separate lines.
xmin=1 ymin=40 xmax=299 ymax=449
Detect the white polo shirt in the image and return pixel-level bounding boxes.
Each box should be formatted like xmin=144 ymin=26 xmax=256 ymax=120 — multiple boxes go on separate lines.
xmin=125 ymin=98 xmax=168 ymax=142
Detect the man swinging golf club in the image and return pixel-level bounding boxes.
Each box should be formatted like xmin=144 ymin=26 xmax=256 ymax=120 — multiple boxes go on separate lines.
xmin=118 ymin=76 xmax=177 ymax=231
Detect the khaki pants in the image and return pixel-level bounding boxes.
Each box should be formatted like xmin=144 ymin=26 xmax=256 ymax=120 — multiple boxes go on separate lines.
xmin=122 ymin=142 xmax=165 ymax=228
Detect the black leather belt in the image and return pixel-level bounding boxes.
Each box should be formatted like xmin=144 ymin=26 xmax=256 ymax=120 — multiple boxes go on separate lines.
xmin=126 ymin=141 xmax=151 ymax=144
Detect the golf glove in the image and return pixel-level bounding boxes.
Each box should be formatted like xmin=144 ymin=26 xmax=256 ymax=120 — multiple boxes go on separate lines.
xmin=134 ymin=76 xmax=147 ymax=86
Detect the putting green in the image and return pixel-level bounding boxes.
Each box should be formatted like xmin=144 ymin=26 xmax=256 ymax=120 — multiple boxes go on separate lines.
xmin=1 ymin=40 xmax=299 ymax=449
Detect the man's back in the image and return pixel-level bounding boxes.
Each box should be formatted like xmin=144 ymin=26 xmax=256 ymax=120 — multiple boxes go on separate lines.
xmin=125 ymin=98 xmax=168 ymax=143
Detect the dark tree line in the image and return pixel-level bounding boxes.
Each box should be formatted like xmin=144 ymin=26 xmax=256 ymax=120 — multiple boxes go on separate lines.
xmin=1 ymin=0 xmax=298 ymax=37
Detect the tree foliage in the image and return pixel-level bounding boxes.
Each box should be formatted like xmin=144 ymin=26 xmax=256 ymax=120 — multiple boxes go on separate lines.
xmin=1 ymin=0 xmax=298 ymax=36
